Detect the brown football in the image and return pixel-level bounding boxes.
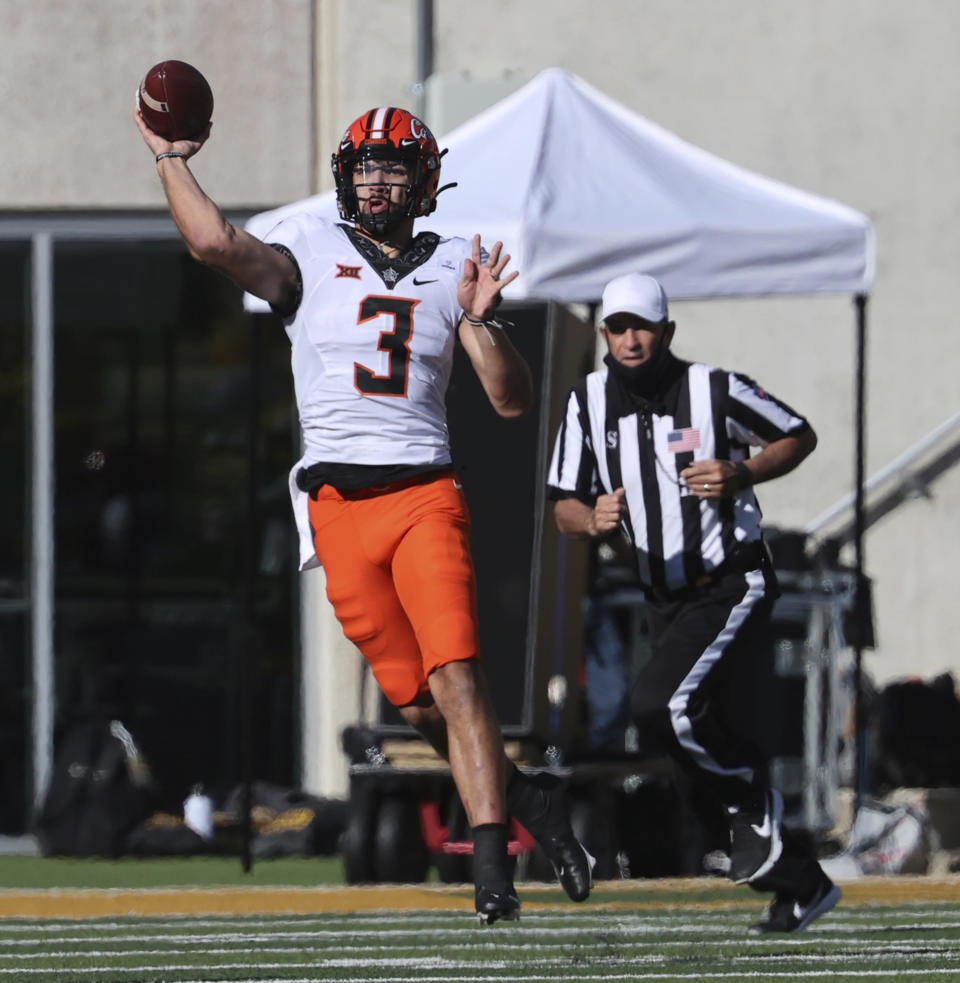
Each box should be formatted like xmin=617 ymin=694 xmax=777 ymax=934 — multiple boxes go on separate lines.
xmin=137 ymin=60 xmax=213 ymax=142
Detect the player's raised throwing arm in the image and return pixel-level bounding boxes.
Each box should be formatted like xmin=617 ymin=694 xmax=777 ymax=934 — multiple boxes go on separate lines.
xmin=457 ymin=236 xmax=533 ymax=419
xmin=134 ymin=110 xmax=299 ymax=313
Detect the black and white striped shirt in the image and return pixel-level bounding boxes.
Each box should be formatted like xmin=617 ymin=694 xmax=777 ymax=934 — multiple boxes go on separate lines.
xmin=547 ymin=357 xmax=810 ymax=592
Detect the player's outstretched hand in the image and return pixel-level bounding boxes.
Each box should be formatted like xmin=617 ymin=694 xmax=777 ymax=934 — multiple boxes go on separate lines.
xmin=459 ymin=234 xmax=519 ymax=322
xmin=134 ymin=108 xmax=210 ymax=162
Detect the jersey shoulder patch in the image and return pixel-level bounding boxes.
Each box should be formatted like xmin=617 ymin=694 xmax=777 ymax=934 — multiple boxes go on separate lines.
xmin=430 ymin=234 xmax=473 ymax=276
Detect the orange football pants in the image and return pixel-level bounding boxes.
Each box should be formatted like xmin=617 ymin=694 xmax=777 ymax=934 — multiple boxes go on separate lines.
xmin=307 ymin=471 xmax=481 ymax=707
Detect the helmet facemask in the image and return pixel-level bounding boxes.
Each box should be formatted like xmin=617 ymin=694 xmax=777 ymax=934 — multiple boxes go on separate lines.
xmin=331 ymin=107 xmax=450 ymax=238
xmin=346 ymin=150 xmax=420 ymax=238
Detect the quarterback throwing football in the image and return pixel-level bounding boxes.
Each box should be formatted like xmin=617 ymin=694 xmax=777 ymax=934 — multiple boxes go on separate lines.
xmin=135 ymin=104 xmax=593 ymax=922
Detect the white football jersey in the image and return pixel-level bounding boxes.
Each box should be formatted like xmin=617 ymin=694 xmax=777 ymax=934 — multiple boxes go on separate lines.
xmin=264 ymin=214 xmax=472 ymax=567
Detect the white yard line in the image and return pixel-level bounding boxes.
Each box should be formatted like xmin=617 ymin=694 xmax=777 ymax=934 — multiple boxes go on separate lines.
xmin=5 ymin=933 xmax=960 ymax=957
xmin=4 ymin=969 xmax=960 ymax=981
xmin=1 ymin=949 xmax=959 ymax=972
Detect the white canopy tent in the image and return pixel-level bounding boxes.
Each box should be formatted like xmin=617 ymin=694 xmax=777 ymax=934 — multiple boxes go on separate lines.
xmin=244 ymin=68 xmax=876 ymax=802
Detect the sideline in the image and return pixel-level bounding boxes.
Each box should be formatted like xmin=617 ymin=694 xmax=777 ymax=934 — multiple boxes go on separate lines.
xmin=0 ymin=876 xmax=957 ymax=920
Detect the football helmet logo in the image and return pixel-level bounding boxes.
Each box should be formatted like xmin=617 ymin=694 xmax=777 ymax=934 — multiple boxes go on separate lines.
xmin=331 ymin=107 xmax=454 ymax=234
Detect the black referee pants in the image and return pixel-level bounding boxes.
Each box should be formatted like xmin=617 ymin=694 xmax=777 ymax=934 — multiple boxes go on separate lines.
xmin=631 ymin=557 xmax=822 ymax=897
xmin=631 ymin=560 xmax=778 ymax=811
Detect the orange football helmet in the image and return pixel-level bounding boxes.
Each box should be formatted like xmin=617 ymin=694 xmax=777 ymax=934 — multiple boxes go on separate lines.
xmin=331 ymin=107 xmax=452 ymax=233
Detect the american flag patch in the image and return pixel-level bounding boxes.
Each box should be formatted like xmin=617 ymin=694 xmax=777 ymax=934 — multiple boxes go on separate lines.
xmin=667 ymin=428 xmax=701 ymax=453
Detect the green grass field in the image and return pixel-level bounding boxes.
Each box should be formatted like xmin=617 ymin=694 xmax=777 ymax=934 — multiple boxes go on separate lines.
xmin=1 ymin=865 xmax=959 ymax=982
xmin=0 ymin=856 xmax=345 ymax=890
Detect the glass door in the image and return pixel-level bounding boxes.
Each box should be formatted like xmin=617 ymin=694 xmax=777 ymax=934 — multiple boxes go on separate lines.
xmin=51 ymin=240 xmax=298 ymax=810
xmin=0 ymin=219 xmax=299 ymax=834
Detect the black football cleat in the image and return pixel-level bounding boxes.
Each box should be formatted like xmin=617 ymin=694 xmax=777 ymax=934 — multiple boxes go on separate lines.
xmin=507 ymin=770 xmax=595 ymax=902
xmin=541 ymin=832 xmax=595 ymax=903
xmin=748 ymin=873 xmax=841 ymax=934
xmin=475 ymin=885 xmax=521 ymax=925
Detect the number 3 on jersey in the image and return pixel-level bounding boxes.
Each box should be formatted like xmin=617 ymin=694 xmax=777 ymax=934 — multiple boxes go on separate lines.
xmin=354 ymin=296 xmax=417 ymax=397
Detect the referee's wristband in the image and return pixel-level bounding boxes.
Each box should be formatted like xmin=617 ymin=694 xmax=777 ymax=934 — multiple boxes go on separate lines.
xmin=735 ymin=461 xmax=753 ymax=489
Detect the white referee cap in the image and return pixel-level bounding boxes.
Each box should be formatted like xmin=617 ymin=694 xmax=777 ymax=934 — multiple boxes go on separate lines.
xmin=600 ymin=273 xmax=669 ymax=324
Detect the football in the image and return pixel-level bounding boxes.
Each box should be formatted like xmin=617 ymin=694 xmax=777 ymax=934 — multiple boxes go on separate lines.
xmin=137 ymin=60 xmax=214 ymax=142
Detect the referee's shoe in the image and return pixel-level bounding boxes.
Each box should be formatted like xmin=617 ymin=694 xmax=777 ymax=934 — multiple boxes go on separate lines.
xmin=748 ymin=871 xmax=842 ymax=934
xmin=728 ymin=788 xmax=784 ymax=884
xmin=506 ymin=769 xmax=595 ymax=902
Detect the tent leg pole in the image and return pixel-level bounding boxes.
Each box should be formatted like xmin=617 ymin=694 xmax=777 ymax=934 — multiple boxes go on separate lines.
xmin=852 ymin=293 xmax=869 ymax=817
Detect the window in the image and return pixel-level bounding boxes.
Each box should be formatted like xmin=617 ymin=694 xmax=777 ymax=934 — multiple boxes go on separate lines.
xmin=1 ymin=221 xmax=299 ymax=832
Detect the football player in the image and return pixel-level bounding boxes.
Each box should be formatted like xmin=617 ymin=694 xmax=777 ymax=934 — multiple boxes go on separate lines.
xmin=136 ymin=104 xmax=594 ymax=923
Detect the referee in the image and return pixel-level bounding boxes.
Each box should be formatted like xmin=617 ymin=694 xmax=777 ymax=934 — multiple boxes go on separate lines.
xmin=547 ymin=272 xmax=839 ymax=934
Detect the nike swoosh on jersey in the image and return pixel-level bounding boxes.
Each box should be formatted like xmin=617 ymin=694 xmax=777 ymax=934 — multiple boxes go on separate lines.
xmin=412 ymin=277 xmax=437 ymax=285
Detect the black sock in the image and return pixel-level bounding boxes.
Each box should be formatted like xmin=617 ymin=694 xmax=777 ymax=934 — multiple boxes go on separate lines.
xmin=472 ymin=823 xmax=511 ymax=891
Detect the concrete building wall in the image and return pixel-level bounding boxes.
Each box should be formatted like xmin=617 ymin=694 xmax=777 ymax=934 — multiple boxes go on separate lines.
xmin=0 ymin=0 xmax=315 ymax=207
xmin=5 ymin=0 xmax=958 ymax=690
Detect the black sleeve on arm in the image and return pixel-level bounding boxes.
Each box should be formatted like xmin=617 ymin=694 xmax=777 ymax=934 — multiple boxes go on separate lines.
xmin=546 ymin=487 xmax=597 ymax=505
xmin=725 ymin=371 xmax=811 ymax=444
xmin=267 ymin=242 xmax=303 ymax=318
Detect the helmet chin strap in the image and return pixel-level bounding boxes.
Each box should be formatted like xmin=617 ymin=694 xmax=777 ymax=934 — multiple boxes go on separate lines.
xmin=357 ymin=212 xmax=395 ymax=237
